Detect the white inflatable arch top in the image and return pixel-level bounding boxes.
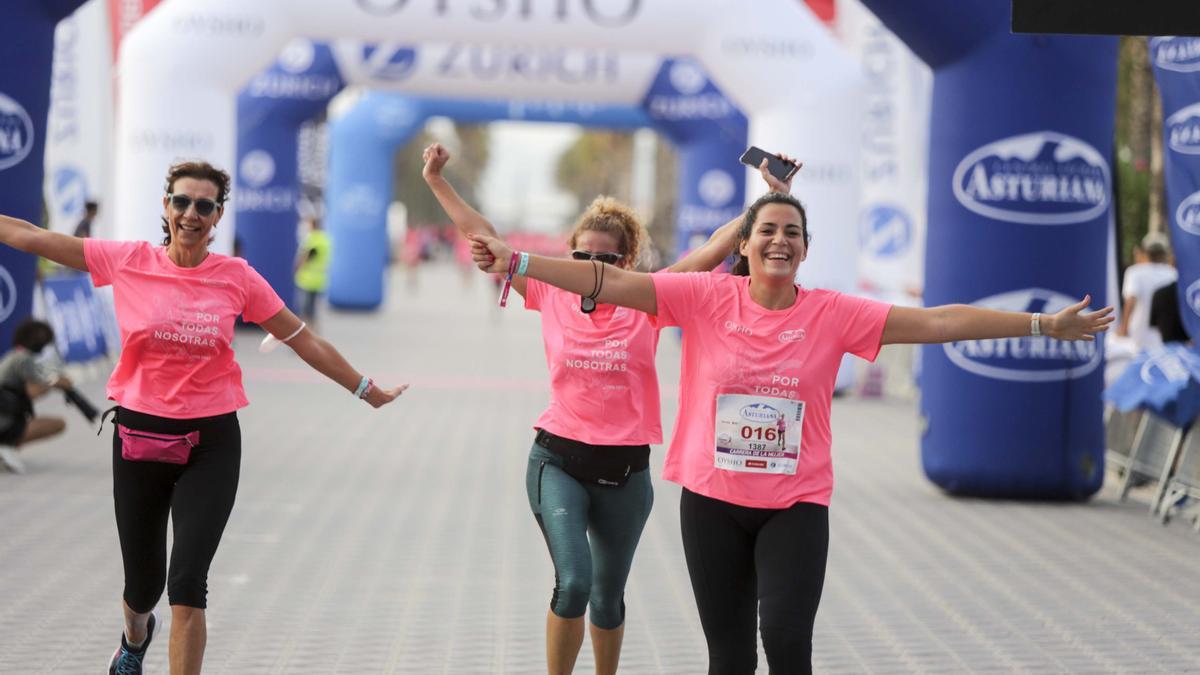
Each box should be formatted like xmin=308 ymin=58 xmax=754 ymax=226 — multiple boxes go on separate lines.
xmin=116 ymin=0 xmax=864 ymax=291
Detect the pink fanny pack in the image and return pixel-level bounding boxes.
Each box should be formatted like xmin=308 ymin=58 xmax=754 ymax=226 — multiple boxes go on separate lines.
xmin=117 ymin=425 xmax=199 ymax=464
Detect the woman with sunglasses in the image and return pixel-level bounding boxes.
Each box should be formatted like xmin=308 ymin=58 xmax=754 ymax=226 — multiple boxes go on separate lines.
xmin=466 ymin=191 xmax=1114 ymax=674
xmin=0 ymin=160 xmax=407 ymax=675
xmin=423 ymin=143 xmax=793 ymax=674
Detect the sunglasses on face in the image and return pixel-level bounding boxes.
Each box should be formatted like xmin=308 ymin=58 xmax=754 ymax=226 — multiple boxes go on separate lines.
xmin=571 ymin=250 xmax=622 ymax=265
xmin=167 ymin=193 xmax=220 ymax=217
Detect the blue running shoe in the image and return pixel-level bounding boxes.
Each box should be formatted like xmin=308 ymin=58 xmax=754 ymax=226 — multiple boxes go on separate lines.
xmin=108 ymin=612 xmax=156 ymax=675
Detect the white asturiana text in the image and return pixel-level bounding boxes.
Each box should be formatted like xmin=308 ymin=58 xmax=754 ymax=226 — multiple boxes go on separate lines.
xmin=951 ymin=335 xmax=1096 ymax=360
xmin=962 ymin=165 xmax=1105 ymax=205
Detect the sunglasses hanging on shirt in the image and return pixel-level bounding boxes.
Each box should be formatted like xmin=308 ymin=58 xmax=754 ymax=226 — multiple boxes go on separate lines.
xmin=167 ymin=193 xmax=220 ymax=217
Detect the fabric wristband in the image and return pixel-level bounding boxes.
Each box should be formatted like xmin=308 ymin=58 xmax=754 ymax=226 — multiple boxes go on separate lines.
xmin=353 ymin=375 xmax=370 ymax=398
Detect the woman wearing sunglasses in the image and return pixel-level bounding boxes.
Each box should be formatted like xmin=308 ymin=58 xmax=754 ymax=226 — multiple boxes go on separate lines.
xmin=423 ymin=143 xmax=793 ymax=675
xmin=466 ymin=191 xmax=1114 ymax=675
xmin=0 ymin=160 xmax=407 ymax=675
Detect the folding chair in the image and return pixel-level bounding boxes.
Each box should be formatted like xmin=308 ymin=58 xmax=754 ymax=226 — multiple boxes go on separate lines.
xmin=1117 ymin=411 xmax=1185 ymax=513
xmin=1104 ymin=406 xmax=1144 ymax=478
xmin=1157 ymin=423 xmax=1200 ymax=532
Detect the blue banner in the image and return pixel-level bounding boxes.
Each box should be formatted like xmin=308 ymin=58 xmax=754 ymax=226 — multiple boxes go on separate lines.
xmin=236 ymin=41 xmax=344 ymax=310
xmin=1151 ymin=37 xmax=1200 ymax=343
xmin=864 ymin=0 xmax=1116 ymax=499
xmin=0 ymin=0 xmax=87 ymax=350
xmin=642 ymin=58 xmax=747 ymax=257
xmin=41 ymin=273 xmax=108 ymax=362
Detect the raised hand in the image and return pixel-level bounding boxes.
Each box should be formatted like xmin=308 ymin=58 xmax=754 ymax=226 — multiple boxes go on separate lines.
xmin=760 ymin=152 xmax=802 ymax=193
xmin=364 ymin=382 xmax=410 ymax=409
xmin=1047 ymin=295 xmax=1115 ymax=341
xmin=467 ymin=233 xmax=513 ymax=274
xmin=422 ymin=143 xmax=450 ymax=181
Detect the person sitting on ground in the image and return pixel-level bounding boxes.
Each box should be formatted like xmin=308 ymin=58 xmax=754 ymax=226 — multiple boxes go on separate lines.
xmin=0 ymin=319 xmax=72 ymax=474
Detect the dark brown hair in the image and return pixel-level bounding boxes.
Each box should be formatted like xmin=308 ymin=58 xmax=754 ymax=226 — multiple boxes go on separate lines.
xmin=12 ymin=319 xmax=55 ymax=353
xmin=161 ymin=161 xmax=231 ymax=245
xmin=730 ymin=192 xmax=809 ymax=276
xmin=568 ymin=196 xmax=649 ymax=269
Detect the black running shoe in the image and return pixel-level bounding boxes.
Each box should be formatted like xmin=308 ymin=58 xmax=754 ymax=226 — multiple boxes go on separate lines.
xmin=108 ymin=612 xmax=156 ymax=675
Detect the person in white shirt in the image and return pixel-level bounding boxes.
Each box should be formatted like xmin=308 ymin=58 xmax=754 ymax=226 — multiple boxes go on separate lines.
xmin=1118 ymin=233 xmax=1177 ymax=351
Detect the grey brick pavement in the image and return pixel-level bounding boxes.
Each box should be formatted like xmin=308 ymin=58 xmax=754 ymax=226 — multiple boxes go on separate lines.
xmin=2 ymin=263 xmax=1198 ymax=673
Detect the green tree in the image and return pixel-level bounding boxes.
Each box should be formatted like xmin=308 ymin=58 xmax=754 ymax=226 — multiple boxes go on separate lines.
xmin=1115 ymin=37 xmax=1166 ymax=268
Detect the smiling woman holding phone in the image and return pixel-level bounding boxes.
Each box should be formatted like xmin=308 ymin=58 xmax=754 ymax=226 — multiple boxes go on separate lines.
xmin=466 ymin=188 xmax=1113 ymax=674
xmin=423 ymin=142 xmax=796 ymax=674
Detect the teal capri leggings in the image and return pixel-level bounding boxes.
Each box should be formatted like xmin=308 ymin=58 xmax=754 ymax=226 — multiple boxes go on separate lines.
xmin=526 ymin=441 xmax=654 ymax=630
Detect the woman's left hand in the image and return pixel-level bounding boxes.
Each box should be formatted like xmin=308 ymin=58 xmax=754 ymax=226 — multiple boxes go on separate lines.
xmin=1047 ymin=295 xmax=1116 ymax=341
xmin=760 ymin=153 xmax=802 ymax=193
xmin=363 ymin=382 xmax=410 ymax=408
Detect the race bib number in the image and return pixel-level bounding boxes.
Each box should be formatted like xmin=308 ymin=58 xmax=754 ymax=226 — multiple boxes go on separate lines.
xmin=714 ymin=394 xmax=805 ymax=474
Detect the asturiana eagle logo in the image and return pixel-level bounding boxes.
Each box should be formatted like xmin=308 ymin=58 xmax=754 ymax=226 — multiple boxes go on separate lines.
xmin=1167 ymin=103 xmax=1200 ymax=156
xmin=740 ymin=403 xmax=780 ymax=423
xmin=1186 ymin=278 xmax=1200 ymax=318
xmin=1177 ymin=190 xmax=1200 ymax=236
xmin=0 ymin=93 xmax=35 ymax=171
xmin=943 ymin=288 xmax=1101 ymax=383
xmin=0 ymin=265 xmax=17 ymax=324
xmin=1151 ymin=37 xmax=1200 ymax=73
xmin=1139 ymin=347 xmax=1200 ymax=385
xmin=952 ymin=131 xmax=1109 ymax=225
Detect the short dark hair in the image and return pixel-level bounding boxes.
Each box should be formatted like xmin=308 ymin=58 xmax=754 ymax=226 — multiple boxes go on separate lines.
xmin=730 ymin=192 xmax=809 ymax=276
xmin=161 ymin=161 xmax=231 ymax=245
xmin=12 ymin=319 xmax=55 ymax=353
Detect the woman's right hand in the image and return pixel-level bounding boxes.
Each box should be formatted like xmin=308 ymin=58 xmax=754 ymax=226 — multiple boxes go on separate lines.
xmin=364 ymin=382 xmax=410 ymax=409
xmin=467 ymin=233 xmax=512 ymax=274
xmin=422 ymin=143 xmax=450 ymax=182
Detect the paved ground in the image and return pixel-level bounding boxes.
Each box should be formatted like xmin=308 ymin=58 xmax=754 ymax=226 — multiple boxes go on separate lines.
xmin=2 ymin=262 xmax=1199 ymax=674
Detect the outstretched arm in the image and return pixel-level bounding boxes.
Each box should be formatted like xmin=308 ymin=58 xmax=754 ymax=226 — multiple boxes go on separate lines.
xmin=668 ymin=154 xmax=801 ymax=273
xmin=258 ymin=308 xmax=408 ymax=408
xmin=0 ymin=214 xmax=86 ymax=272
xmin=881 ymin=296 xmax=1115 ymax=345
xmin=470 ymin=233 xmax=658 ymax=316
xmin=422 ymin=143 xmax=527 ymax=296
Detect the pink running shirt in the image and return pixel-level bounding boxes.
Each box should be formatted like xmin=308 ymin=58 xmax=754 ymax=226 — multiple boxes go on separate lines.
xmin=652 ymin=273 xmax=892 ymax=508
xmin=524 ymin=278 xmax=662 ymax=446
xmin=85 ymin=239 xmax=285 ymax=418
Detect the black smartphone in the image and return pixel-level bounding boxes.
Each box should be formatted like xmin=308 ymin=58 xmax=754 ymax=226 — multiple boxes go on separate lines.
xmin=739 ymin=146 xmax=799 ymax=183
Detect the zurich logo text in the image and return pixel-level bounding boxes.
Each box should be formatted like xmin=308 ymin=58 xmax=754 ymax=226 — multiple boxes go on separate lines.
xmin=943 ymin=288 xmax=1101 ymax=382
xmin=952 ymin=131 xmax=1109 ymax=225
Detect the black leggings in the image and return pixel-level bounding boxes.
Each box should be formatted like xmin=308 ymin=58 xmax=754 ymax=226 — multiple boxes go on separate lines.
xmin=112 ymin=407 xmax=241 ymax=611
xmin=680 ymin=488 xmax=829 ymax=675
